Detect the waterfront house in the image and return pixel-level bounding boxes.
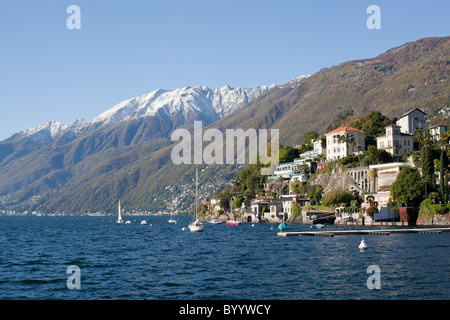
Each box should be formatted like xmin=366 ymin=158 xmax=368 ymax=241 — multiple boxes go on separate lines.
xmin=246 ymin=195 xmax=309 ymax=222
xmin=279 ymin=195 xmax=309 ymax=220
xmin=248 ymin=196 xmax=276 ymax=221
xmin=376 ymin=124 xmax=414 ymax=158
xmin=207 ymin=198 xmax=221 ymax=214
xmin=325 ymin=126 xmax=366 ymax=161
xmin=395 ymin=108 xmax=426 ymax=134
xmin=268 ymin=200 xmax=283 ymax=221
xmin=365 ymin=161 xmax=413 ymax=208
xmin=430 ymin=124 xmax=448 ymax=141
xmin=268 ymin=159 xmax=315 ymax=185
xmin=298 ymin=139 xmax=324 ymax=160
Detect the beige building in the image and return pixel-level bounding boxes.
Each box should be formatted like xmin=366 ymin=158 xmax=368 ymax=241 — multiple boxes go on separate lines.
xmin=325 ymin=125 xmax=366 ymax=161
xmin=430 ymin=125 xmax=448 ymax=141
xmin=376 ymin=124 xmax=413 ymax=158
xmin=366 ymin=161 xmax=413 ymax=207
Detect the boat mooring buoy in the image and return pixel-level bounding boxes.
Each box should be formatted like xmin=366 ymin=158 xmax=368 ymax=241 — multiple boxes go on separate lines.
xmin=358 ymin=237 xmax=368 ymax=250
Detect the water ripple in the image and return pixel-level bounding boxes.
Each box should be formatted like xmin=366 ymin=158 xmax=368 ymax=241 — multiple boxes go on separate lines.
xmin=0 ymin=216 xmax=448 ymax=300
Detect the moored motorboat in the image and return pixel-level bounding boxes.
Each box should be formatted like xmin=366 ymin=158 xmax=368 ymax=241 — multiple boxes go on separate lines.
xmin=168 ymin=218 xmax=177 ymax=223
xmin=226 ymin=220 xmax=241 ymax=225
xmin=207 ymin=219 xmax=222 ymax=225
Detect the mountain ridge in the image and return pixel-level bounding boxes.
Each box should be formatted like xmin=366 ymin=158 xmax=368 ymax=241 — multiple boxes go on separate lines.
xmin=0 ymin=36 xmax=448 ymax=214
xmin=0 ymin=83 xmax=276 ymax=206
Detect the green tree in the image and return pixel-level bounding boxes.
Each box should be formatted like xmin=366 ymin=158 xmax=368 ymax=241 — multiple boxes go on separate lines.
xmin=306 ymin=184 xmax=323 ymax=205
xmin=440 ymin=149 xmax=448 ymax=203
xmin=278 ymin=145 xmax=300 ymax=163
xmin=444 ymin=174 xmax=449 ymax=204
xmin=233 ymin=194 xmax=245 ymax=209
xmin=338 ymin=132 xmax=355 ymax=155
xmin=390 ymin=167 xmax=424 ymax=208
xmin=291 ymin=201 xmax=301 ymax=217
xmin=321 ymin=189 xmax=354 ymax=208
xmin=420 ymin=130 xmax=434 ymax=197
xmin=216 ymin=188 xmax=231 ymax=211
xmin=361 ymin=145 xmax=393 ymax=166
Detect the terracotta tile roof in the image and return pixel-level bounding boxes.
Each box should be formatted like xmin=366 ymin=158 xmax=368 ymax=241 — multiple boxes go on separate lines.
xmin=325 ymin=125 xmax=366 ymax=135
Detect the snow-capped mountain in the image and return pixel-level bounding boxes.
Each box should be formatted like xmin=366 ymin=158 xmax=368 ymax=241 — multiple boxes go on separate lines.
xmin=91 ymin=84 xmax=274 ymax=128
xmin=10 ymin=84 xmax=274 ymax=144
xmin=9 ymin=119 xmax=89 ymax=145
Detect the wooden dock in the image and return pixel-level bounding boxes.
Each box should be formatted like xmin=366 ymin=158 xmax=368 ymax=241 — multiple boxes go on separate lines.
xmin=277 ymin=227 xmax=450 ymax=237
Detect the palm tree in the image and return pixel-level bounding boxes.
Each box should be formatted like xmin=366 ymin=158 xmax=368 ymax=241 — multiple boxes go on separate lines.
xmin=338 ymin=132 xmax=355 ymax=157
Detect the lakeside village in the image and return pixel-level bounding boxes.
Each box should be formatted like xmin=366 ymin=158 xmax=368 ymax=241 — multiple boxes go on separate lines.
xmin=201 ymin=108 xmax=450 ymax=227
xmin=2 ymin=108 xmax=449 ymax=226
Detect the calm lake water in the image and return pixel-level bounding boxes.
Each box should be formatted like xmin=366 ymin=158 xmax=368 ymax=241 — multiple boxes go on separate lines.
xmin=0 ymin=216 xmax=448 ymax=300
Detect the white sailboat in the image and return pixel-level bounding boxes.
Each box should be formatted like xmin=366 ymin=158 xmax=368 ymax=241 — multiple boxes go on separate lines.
xmin=188 ymin=168 xmax=204 ymax=232
xmin=168 ymin=212 xmax=177 ymax=223
xmin=116 ymin=200 xmax=123 ymax=224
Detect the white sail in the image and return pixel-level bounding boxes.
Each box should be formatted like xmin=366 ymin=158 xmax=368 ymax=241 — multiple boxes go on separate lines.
xmin=117 ymin=200 xmax=123 ymax=223
xmin=188 ymin=168 xmax=204 ymax=232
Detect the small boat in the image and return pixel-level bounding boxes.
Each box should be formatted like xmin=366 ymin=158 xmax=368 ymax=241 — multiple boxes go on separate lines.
xmin=168 ymin=218 xmax=177 ymax=223
xmin=207 ymin=219 xmax=222 ymax=225
xmin=116 ymin=200 xmax=123 ymax=224
xmin=141 ymin=220 xmax=147 ymax=225
xmin=310 ymin=223 xmax=325 ymax=229
xmin=278 ymin=221 xmax=290 ymax=231
xmin=125 ymin=220 xmax=131 ymax=225
xmin=226 ymin=220 xmax=241 ymax=225
xmin=358 ymin=237 xmax=368 ymax=250
xmin=188 ymin=169 xmax=205 ymax=232
xmin=188 ymin=219 xmax=205 ymax=232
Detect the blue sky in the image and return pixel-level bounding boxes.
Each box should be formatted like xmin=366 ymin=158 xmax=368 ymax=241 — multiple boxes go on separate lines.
xmin=0 ymin=0 xmax=449 ymax=140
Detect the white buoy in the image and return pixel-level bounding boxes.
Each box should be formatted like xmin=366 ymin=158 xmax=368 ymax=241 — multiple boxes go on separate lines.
xmin=358 ymin=237 xmax=368 ymax=250
xmin=182 ymin=227 xmax=187 ymax=231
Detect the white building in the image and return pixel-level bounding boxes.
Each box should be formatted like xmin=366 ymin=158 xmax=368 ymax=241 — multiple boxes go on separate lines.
xmin=269 ymin=160 xmax=315 ymax=183
xmin=249 ymin=197 xmax=276 ymax=221
xmin=325 ymin=125 xmax=366 ymax=161
xmin=376 ymin=124 xmax=414 ymax=158
xmin=299 ymin=139 xmax=324 ymax=160
xmin=395 ymin=108 xmax=426 ymax=134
